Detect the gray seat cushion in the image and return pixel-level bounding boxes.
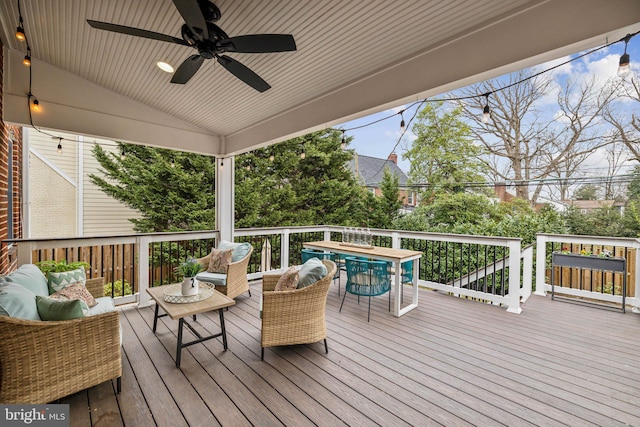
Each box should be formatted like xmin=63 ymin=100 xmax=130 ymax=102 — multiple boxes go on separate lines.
xmin=195 ymin=272 xmax=227 ymax=287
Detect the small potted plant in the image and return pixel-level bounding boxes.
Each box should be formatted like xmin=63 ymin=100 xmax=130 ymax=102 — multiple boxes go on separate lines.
xmin=178 ymin=258 xmax=202 ymax=296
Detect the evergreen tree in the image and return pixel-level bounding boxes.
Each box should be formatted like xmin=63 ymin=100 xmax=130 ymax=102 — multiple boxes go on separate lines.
xmin=368 ymin=167 xmax=403 ymax=228
xmin=90 ymin=143 xmax=216 ymax=232
xmin=90 ymin=130 xmax=373 ymax=233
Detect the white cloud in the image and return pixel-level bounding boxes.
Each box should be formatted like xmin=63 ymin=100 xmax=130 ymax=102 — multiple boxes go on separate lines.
xmin=539 ymin=55 xmax=574 ymax=78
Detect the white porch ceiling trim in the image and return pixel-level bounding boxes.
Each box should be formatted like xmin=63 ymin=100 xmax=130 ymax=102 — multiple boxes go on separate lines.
xmin=3 ymin=48 xmax=220 ymax=154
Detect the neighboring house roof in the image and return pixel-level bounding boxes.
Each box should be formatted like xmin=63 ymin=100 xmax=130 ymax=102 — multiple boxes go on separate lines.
xmin=347 ymin=153 xmax=409 ymax=187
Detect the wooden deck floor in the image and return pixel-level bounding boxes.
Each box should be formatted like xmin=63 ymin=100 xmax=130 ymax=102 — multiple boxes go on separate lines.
xmin=61 ymin=276 xmax=640 ymax=427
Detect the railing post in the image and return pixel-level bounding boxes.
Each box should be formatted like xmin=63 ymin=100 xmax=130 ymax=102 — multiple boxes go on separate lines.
xmin=137 ymin=236 xmax=152 ymax=307
xmin=506 ymin=240 xmax=522 ymax=314
xmin=535 ymin=234 xmax=547 ymax=296
xmin=323 ymin=229 xmax=331 ymax=241
xmin=281 ymin=229 xmax=290 ymax=270
xmin=521 ymin=246 xmax=533 ymax=302
xmin=391 ymin=231 xmax=400 ymax=249
xmin=634 ymin=243 xmax=640 ymax=314
xmin=17 ymin=242 xmax=35 ymax=267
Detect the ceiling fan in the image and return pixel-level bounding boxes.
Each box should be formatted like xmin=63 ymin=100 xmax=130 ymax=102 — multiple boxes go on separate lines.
xmin=87 ymin=0 xmax=296 ymax=92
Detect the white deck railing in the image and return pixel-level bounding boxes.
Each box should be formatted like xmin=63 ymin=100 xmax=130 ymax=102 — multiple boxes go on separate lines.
xmin=6 ymin=226 xmax=532 ymax=313
xmin=535 ymin=233 xmax=640 ymax=312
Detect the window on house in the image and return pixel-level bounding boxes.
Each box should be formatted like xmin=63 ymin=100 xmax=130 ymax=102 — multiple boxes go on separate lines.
xmin=407 ymin=191 xmax=414 ymax=205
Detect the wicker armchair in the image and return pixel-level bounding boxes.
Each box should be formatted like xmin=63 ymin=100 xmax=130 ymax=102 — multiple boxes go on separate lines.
xmin=195 ymin=245 xmax=254 ymax=300
xmin=261 ymin=260 xmax=336 ymax=360
xmin=0 ymin=277 xmax=122 ymax=404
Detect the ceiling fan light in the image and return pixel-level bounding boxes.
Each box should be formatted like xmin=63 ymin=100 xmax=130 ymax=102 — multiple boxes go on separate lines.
xmin=157 ymin=61 xmax=174 ymax=73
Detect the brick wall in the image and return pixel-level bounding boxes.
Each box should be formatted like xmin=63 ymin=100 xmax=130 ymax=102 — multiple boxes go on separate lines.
xmin=0 ymin=40 xmax=23 ymax=273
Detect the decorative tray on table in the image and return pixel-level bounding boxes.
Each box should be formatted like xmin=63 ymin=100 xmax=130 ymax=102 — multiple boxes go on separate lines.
xmin=163 ymin=282 xmax=215 ymax=304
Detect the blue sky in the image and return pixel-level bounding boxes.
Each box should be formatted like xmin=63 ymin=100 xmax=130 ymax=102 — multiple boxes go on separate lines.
xmin=337 ymin=36 xmax=640 ymax=176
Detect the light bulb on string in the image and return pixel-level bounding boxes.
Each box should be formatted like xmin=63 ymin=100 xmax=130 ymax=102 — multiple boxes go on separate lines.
xmin=481 ymin=93 xmax=491 ymax=124
xmin=399 ymin=111 xmax=406 ymax=133
xmin=171 ymin=157 xmax=176 ymax=168
xmin=31 ymin=98 xmax=40 ymax=112
xmin=15 ymin=16 xmax=25 ymax=42
xmin=57 ymin=141 xmax=63 ymax=154
xmin=618 ymin=34 xmax=633 ymax=78
xmin=300 ymin=148 xmax=306 ymax=160
xmin=120 ymin=148 xmax=126 ymax=160
xmin=23 ymin=47 xmax=31 ymax=66
xmin=269 ymin=154 xmax=275 ymax=162
xmin=340 ymin=130 xmax=347 ymax=150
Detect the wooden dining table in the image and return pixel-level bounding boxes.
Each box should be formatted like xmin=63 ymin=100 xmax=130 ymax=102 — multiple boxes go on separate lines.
xmin=303 ymin=240 xmax=423 ymax=317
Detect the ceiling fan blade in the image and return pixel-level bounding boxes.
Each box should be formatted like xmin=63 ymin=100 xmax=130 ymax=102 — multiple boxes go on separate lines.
xmin=172 ymin=0 xmax=208 ymax=40
xmin=217 ymin=55 xmax=270 ymax=92
xmin=87 ymin=20 xmax=189 ymax=46
xmin=220 ymin=34 xmax=297 ymax=53
xmin=171 ymin=55 xmax=205 ymax=84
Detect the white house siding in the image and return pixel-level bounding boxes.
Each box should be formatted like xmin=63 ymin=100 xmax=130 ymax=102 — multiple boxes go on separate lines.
xmin=82 ymin=138 xmax=139 ymax=236
xmin=26 ymin=130 xmax=138 ymax=238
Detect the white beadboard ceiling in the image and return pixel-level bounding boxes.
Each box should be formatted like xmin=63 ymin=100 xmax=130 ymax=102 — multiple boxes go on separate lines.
xmin=1 ymin=0 xmax=639 ymax=156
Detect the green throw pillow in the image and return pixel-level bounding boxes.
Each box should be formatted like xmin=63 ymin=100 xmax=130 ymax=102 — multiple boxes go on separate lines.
xmin=47 ymin=268 xmax=87 ymax=294
xmin=218 ymin=240 xmax=252 ymax=262
xmin=297 ymin=258 xmax=327 ymax=288
xmin=0 ymin=282 xmax=40 ymax=320
xmin=36 ymin=296 xmax=86 ymax=321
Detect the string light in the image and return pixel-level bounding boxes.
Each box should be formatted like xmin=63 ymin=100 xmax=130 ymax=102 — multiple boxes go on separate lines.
xmin=300 ymin=145 xmax=306 ymax=159
xmin=481 ymin=93 xmax=491 ymax=124
xmin=55 ymin=137 xmax=63 ymax=154
xmin=15 ymin=16 xmax=25 ymax=41
xmin=399 ymin=111 xmax=406 ymax=133
xmin=269 ymin=154 xmax=275 ymax=162
xmin=31 ymin=98 xmax=40 ymax=112
xmin=340 ymin=130 xmax=347 ymax=150
xmin=23 ymin=47 xmax=31 ymax=66
xmin=120 ymin=147 xmax=126 ymax=160
xmin=171 ymin=157 xmax=176 ymax=168
xmin=618 ymin=34 xmax=633 ymax=78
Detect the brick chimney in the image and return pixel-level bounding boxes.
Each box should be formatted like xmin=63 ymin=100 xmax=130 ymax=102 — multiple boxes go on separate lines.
xmin=387 ymin=152 xmax=398 ymax=164
xmin=494 ymin=182 xmax=507 ymax=201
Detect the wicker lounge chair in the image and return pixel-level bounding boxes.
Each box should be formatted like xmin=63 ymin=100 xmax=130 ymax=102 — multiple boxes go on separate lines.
xmin=261 ymin=259 xmax=336 ymax=360
xmin=195 ymin=245 xmax=254 ymax=300
xmin=0 ymin=277 xmax=122 ymax=403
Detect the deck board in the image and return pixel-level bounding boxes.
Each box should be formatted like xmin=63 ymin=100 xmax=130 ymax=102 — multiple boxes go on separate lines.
xmin=58 ymin=276 xmax=640 ymax=426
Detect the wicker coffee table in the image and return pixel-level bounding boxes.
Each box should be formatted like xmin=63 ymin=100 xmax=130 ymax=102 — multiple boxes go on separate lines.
xmin=147 ymin=284 xmax=235 ymax=367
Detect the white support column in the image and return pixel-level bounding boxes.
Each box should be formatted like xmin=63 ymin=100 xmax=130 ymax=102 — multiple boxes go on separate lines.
xmin=506 ymin=240 xmax=522 ymax=314
xmin=137 ymin=236 xmax=151 ymax=307
xmin=634 ymin=246 xmax=640 ymax=314
xmin=535 ymin=234 xmax=547 ymax=296
xmin=215 ymin=156 xmax=235 ymax=243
